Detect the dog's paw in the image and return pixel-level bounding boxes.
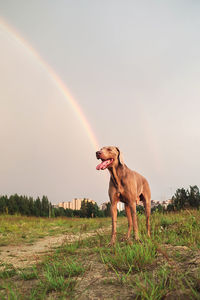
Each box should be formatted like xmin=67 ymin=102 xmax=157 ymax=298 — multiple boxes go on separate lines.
xmin=126 ymin=239 xmax=133 ymax=246
xmin=108 ymin=239 xmax=116 ymax=247
xmin=136 ymin=239 xmax=143 ymax=244
xmin=120 ymin=235 xmax=130 ymax=242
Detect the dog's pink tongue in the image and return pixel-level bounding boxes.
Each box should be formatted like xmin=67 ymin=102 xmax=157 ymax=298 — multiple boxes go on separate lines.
xmin=96 ymin=159 xmax=112 ymax=170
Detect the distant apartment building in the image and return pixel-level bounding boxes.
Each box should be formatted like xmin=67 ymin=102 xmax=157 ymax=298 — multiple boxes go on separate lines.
xmin=100 ymin=202 xmax=109 ymax=210
xmin=138 ymin=200 xmax=144 ymax=206
xmin=151 ymin=199 xmax=172 ymax=209
xmin=100 ymin=201 xmax=124 ymax=212
xmin=162 ymin=199 xmax=172 ymax=209
xmin=117 ymin=202 xmax=124 ymax=212
xmin=58 ymin=198 xmax=95 ymax=210
xmin=98 ymin=199 xmax=172 ymax=211
xmin=151 ymin=200 xmax=160 ymax=208
xmin=52 ymin=204 xmax=59 ymax=208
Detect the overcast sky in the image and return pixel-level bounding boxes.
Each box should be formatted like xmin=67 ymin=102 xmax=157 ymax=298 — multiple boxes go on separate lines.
xmin=0 ymin=1 xmax=200 ymax=204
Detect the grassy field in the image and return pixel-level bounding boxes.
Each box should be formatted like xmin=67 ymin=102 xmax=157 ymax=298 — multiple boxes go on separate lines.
xmin=0 ymin=215 xmax=111 ymax=246
xmin=0 ymin=210 xmax=200 ymax=299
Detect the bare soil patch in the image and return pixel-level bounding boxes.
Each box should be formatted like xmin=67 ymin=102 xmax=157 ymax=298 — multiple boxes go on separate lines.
xmin=73 ymin=254 xmax=136 ymax=300
xmin=0 ymin=230 xmax=105 ymax=269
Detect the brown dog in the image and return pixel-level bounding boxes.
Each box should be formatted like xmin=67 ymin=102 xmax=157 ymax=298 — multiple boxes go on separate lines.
xmin=96 ymin=146 xmax=151 ymax=245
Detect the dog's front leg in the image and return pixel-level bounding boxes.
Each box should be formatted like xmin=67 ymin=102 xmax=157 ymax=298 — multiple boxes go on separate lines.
xmin=110 ymin=197 xmax=118 ymax=245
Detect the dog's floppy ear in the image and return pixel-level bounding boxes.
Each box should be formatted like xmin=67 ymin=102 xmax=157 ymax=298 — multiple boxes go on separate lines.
xmin=116 ymin=147 xmax=124 ymax=165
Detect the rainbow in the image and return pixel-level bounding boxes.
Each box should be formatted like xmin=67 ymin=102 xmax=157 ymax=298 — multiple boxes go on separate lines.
xmin=0 ymin=18 xmax=99 ymax=150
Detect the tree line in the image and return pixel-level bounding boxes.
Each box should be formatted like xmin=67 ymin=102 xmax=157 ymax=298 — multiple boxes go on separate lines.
xmin=150 ymin=185 xmax=200 ymax=213
xmin=167 ymin=185 xmax=200 ymax=211
xmin=0 ymin=185 xmax=199 ymax=218
xmin=0 ymin=194 xmax=118 ymax=218
xmin=0 ymin=194 xmax=51 ymax=217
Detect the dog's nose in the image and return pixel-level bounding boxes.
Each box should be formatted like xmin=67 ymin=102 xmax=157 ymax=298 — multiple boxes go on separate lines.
xmin=96 ymin=151 xmax=101 ymax=159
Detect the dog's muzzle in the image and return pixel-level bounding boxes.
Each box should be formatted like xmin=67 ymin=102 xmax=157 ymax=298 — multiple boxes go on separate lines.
xmin=96 ymin=151 xmax=101 ymax=159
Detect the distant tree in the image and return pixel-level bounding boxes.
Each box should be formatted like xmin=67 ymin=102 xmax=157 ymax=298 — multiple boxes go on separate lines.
xmin=187 ymin=185 xmax=200 ymax=209
xmin=97 ymin=209 xmax=105 ymax=217
xmin=80 ymin=200 xmax=87 ymax=217
xmin=65 ymin=208 xmax=74 ymax=217
xmin=137 ymin=205 xmax=145 ymax=214
xmin=171 ymin=188 xmax=188 ymax=210
xmin=156 ymin=204 xmax=164 ymax=213
xmin=169 ymin=185 xmax=200 ymax=211
xmin=86 ymin=201 xmax=94 ymax=218
xmin=0 ymin=195 xmax=7 ymax=213
xmin=118 ymin=209 xmax=126 ymax=217
xmin=151 ymin=203 xmax=164 ymax=213
xmin=29 ymin=197 xmax=35 ymax=216
xmin=92 ymin=202 xmax=100 ymax=217
xmin=41 ymin=196 xmax=49 ymax=217
xmin=104 ymin=202 xmax=111 ymax=217
xmin=80 ymin=200 xmax=100 ymax=218
xmin=8 ymin=194 xmax=18 ymax=214
xmin=19 ymin=195 xmax=29 ymax=215
xmin=35 ymin=197 xmax=42 ymax=217
xmin=166 ymin=203 xmax=175 ymax=212
xmin=51 ymin=206 xmax=55 ymax=218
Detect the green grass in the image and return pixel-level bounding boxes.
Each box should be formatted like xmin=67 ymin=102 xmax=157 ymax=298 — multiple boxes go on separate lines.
xmin=0 ymin=264 xmax=17 ymax=279
xmin=151 ymin=211 xmax=200 ymax=248
xmin=0 ymin=215 xmax=111 ymax=246
xmin=100 ymin=238 xmax=157 ymax=272
xmin=134 ymin=266 xmax=175 ymax=300
xmin=31 ymin=254 xmax=84 ymax=298
xmin=0 ymin=211 xmax=200 ymax=299
xmin=133 ymin=266 xmax=200 ymax=300
xmin=18 ymin=266 xmax=38 ymax=281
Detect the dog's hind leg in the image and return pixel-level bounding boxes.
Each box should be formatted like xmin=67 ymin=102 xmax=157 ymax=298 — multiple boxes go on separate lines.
xmin=142 ymin=193 xmax=151 ymax=237
xmin=129 ymin=200 xmax=139 ymax=240
xmin=125 ymin=204 xmax=132 ymax=240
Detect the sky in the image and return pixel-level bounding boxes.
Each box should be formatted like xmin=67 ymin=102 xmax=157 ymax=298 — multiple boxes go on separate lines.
xmin=0 ymin=1 xmax=200 ymax=205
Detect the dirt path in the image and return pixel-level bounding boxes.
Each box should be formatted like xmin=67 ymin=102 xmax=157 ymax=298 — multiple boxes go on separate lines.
xmin=0 ymin=231 xmax=104 ymax=269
